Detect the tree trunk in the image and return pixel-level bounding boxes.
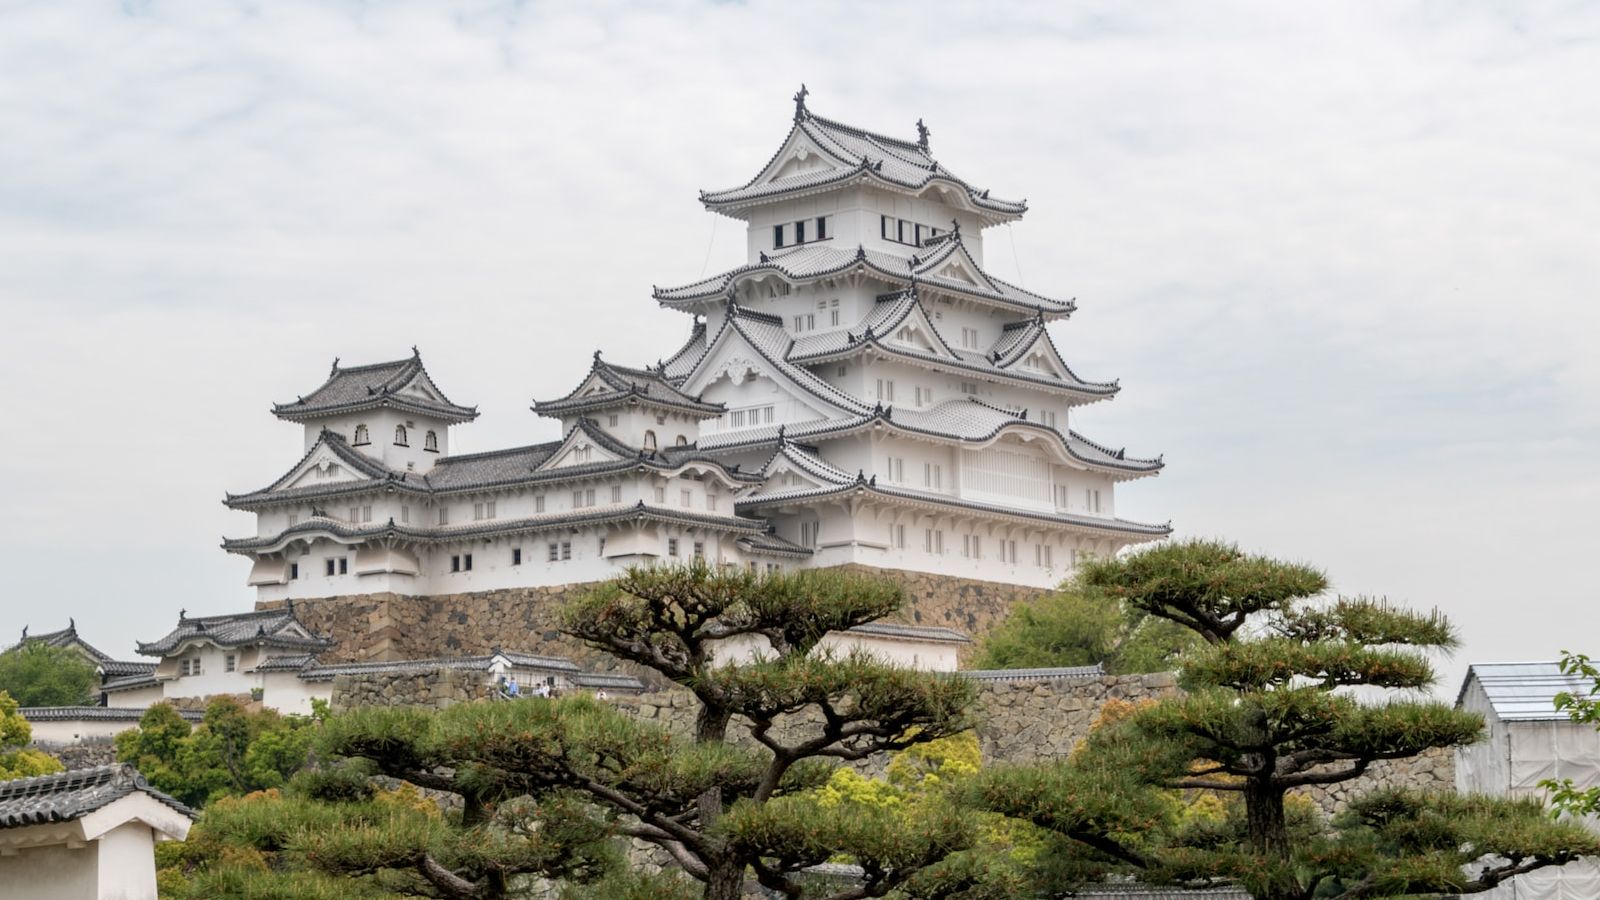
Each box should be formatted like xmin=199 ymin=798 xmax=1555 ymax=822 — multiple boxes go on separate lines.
xmin=1244 ymin=777 xmax=1298 ymax=900
xmin=703 ymin=860 xmax=745 ymax=900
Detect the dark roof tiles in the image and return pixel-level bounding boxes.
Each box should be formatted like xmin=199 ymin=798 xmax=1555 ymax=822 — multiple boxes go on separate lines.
xmin=0 ymin=764 xmax=194 ymax=829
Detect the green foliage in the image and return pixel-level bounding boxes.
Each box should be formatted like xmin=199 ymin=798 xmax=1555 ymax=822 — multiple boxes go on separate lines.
xmin=1540 ymin=651 xmax=1600 ymax=819
xmin=970 ymin=539 xmax=1598 ymax=900
xmin=0 ymin=640 xmax=97 ymax=707
xmin=975 ymin=583 xmax=1199 ymax=674
xmin=114 ymin=698 xmax=315 ymax=808
xmin=0 ymin=690 xmax=64 ymax=780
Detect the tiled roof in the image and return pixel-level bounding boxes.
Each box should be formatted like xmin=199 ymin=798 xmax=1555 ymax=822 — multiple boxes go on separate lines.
xmin=713 ymin=305 xmax=875 ymax=416
xmin=137 ymin=608 xmax=332 ymax=658
xmin=660 ymin=319 xmax=708 ymax=383
xmin=700 ymin=107 xmax=1026 ymax=221
xmin=100 ymin=672 xmax=159 ymax=693
xmin=1456 ymin=662 xmax=1591 ymax=721
xmin=272 ymin=350 xmax=477 ymax=423
xmin=224 ymin=428 xmax=428 ymax=509
xmin=0 ymin=764 xmax=194 ymax=829
xmin=568 ymin=672 xmax=647 ymax=692
xmin=99 ymin=660 xmax=157 ymax=678
xmin=20 ymin=706 xmax=203 ymax=723
xmin=297 ymin=651 xmax=582 ymax=683
xmin=534 ymin=354 xmax=724 ymax=417
xmin=655 ymin=239 xmax=1071 ymax=317
xmin=227 ymin=420 xmax=758 ymax=510
xmin=704 ymin=399 xmax=1161 ymax=478
xmin=252 ymin=653 xmax=317 ymax=673
xmin=959 ymin=664 xmax=1107 ymax=684
xmin=9 ymin=621 xmax=111 ymax=662
xmin=225 ymin=502 xmax=775 ymax=554
xmin=735 ymin=530 xmax=814 ymax=558
xmin=740 ymin=445 xmax=1169 ymax=538
xmin=846 ymin=622 xmax=970 ymax=644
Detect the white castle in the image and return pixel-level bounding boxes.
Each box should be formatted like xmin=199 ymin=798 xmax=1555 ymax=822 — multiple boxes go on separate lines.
xmin=224 ymin=90 xmax=1169 ymax=600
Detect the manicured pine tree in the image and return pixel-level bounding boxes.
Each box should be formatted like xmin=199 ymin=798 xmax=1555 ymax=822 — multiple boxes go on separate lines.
xmin=971 ymin=539 xmax=1599 ymax=899
xmin=320 ymin=565 xmax=980 ymax=900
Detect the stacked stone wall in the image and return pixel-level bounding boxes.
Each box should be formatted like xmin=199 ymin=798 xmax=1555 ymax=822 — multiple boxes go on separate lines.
xmin=331 ymin=669 xmax=488 ymax=710
xmin=259 ymin=566 xmax=1047 ymax=669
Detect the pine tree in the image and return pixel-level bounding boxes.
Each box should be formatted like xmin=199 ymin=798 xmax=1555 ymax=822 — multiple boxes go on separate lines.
xmin=971 ymin=539 xmax=1599 ymax=899
xmin=322 ymin=565 xmax=979 ymax=900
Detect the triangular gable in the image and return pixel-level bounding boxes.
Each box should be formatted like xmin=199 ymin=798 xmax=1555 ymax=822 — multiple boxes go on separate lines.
xmin=751 ymin=124 xmax=858 ymax=189
xmin=536 ymin=423 xmax=631 ymax=471
xmin=876 ymin=297 xmax=960 ymax=361
xmin=915 ymin=240 xmax=1003 ymax=296
xmin=269 ymin=436 xmax=386 ymax=494
xmin=994 ymin=327 xmax=1072 ymax=381
xmin=680 ymin=315 xmax=864 ymax=418
xmin=746 ymin=445 xmax=853 ymax=500
xmin=395 ymin=366 xmax=451 ymax=406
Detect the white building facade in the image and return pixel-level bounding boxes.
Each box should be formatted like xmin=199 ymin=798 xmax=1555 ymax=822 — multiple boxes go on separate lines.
xmin=223 ymin=93 xmax=1167 ymax=599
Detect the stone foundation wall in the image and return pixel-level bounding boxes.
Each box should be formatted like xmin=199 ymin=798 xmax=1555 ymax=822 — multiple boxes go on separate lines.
xmin=331 ymin=669 xmax=489 ymax=710
xmin=32 ymin=738 xmax=119 ymax=771
xmin=259 ymin=566 xmax=1047 ymax=669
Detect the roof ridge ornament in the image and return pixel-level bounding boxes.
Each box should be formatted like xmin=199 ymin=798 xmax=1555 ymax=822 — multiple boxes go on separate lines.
xmin=916 ymin=117 xmax=930 ymax=152
xmin=793 ymin=83 xmax=809 ymax=122
xmin=950 ymin=218 xmax=962 ymax=239
xmin=329 ymin=357 xmax=340 ymax=377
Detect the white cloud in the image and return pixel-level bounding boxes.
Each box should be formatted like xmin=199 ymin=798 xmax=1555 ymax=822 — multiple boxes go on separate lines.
xmin=1 ymin=0 xmax=1595 ymax=697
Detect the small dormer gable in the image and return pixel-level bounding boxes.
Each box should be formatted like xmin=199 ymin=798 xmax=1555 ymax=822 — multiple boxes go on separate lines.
xmin=535 ymin=421 xmax=633 ymax=472
xmin=765 ymin=133 xmax=848 ymax=183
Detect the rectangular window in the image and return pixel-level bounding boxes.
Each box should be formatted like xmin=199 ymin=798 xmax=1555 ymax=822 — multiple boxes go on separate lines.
xmin=654 ymin=486 xmax=666 ymax=503
xmin=1040 ymin=410 xmax=1057 ymax=428
xmin=287 ymin=512 xmax=298 ymax=526
xmin=1006 ymin=540 xmax=1018 ymax=563
xmin=573 ymin=490 xmax=585 ymax=508
xmin=512 ymin=547 xmax=522 ymax=566
xmin=773 ymin=224 xmax=785 ymax=249
xmin=610 ymin=485 xmax=622 ymax=503
xmin=706 ymin=492 xmax=718 ymax=511
xmin=668 ymin=538 xmax=679 ymax=556
xmin=325 ymin=558 xmax=337 ymax=577
xmin=914 ymin=224 xmax=924 ymax=245
xmin=693 ymin=541 xmax=705 ymax=562
xmin=816 ymin=216 xmax=828 ymax=240
xmin=830 ymin=309 xmax=840 ymax=326
xmin=339 ymin=558 xmax=348 ymax=575
xmin=800 ymin=521 xmax=819 ymax=548
xmin=535 ymin=495 xmax=546 ymax=513
xmin=732 ymin=409 xmax=746 ymax=427
xmin=290 ymin=562 xmax=299 ymax=580
xmin=486 ymin=501 xmax=495 ymax=519
xmin=362 ymin=505 xmax=372 ymax=522
xmin=681 ymin=489 xmax=692 ymax=506
xmin=585 ymin=488 xmax=595 ymax=506
xmin=451 ymin=555 xmax=461 ymax=572
xmin=548 ymin=543 xmax=559 ymax=562
xmin=875 ymin=379 xmax=895 ymax=402
xmin=401 ymin=505 xmax=410 ymax=524
xmin=225 ymin=654 xmax=236 ymax=673
xmin=598 ymin=537 xmax=606 ymax=556
xmin=608 ymin=414 xmax=619 ymax=427
xmin=438 ymin=508 xmax=449 ymax=525
xmin=888 ymin=524 xmax=906 ymax=549
xmin=880 ymin=214 xmax=889 ymax=238
xmin=348 ymin=507 xmax=359 ymax=523
xmin=1093 ymin=490 xmax=1102 ymax=513
xmin=794 ymin=219 xmax=806 ymax=243
xmin=896 ymin=220 xmax=907 ymax=243
xmin=561 ymin=542 xmax=572 ymax=561
xmin=960 ymin=381 xmax=979 ymax=395
xmin=836 ymin=365 xmax=848 ymax=377
xmin=474 ymin=502 xmax=484 ymax=520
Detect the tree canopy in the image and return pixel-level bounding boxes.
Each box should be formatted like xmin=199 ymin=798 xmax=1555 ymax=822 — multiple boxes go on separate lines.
xmin=975 ymin=581 xmax=1199 ymax=674
xmin=0 ymin=690 xmax=64 ymax=780
xmin=0 ymin=640 xmax=98 ymax=707
xmin=115 ymin=697 xmax=319 ymax=808
xmin=970 ymin=539 xmax=1600 ymax=899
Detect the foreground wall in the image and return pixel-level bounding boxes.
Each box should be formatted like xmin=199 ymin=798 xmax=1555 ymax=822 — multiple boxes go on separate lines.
xmin=335 ymin=668 xmax=1454 ymax=816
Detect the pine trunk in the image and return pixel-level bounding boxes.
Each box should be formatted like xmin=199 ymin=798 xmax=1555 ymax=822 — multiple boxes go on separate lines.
xmin=1244 ymin=778 xmax=1297 ymax=900
xmin=703 ymin=861 xmax=745 ymax=900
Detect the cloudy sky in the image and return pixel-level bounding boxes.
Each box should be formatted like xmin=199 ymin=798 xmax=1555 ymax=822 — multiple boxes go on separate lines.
xmin=2 ymin=1 xmax=1596 ymax=696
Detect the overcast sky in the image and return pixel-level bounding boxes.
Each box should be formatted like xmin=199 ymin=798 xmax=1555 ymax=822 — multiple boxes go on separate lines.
xmin=2 ymin=1 xmax=1596 ymax=697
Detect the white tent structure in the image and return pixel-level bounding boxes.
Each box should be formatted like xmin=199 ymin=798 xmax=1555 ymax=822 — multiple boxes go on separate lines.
xmin=1457 ymin=662 xmax=1600 ymax=898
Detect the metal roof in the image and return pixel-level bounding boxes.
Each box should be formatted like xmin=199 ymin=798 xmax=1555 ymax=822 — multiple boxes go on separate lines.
xmin=1457 ymin=661 xmax=1590 ymax=722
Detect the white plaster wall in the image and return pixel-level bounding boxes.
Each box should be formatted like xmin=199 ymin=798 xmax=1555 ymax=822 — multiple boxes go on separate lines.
xmin=260 ymin=672 xmax=331 ymax=717
xmin=0 ymin=839 xmax=100 ymax=900
xmin=95 ymin=821 xmax=160 ymax=900
xmin=708 ymin=631 xmax=960 ymax=671
xmin=25 ymin=718 xmax=139 ymax=744
xmin=304 ymin=409 xmax=452 ymax=474
xmin=103 ymin=684 xmax=165 ymax=710
xmin=158 ymin=645 xmax=259 ymax=700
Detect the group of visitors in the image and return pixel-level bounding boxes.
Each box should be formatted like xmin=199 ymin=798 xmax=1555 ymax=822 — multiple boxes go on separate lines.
xmin=494 ymin=674 xmax=608 ymax=701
